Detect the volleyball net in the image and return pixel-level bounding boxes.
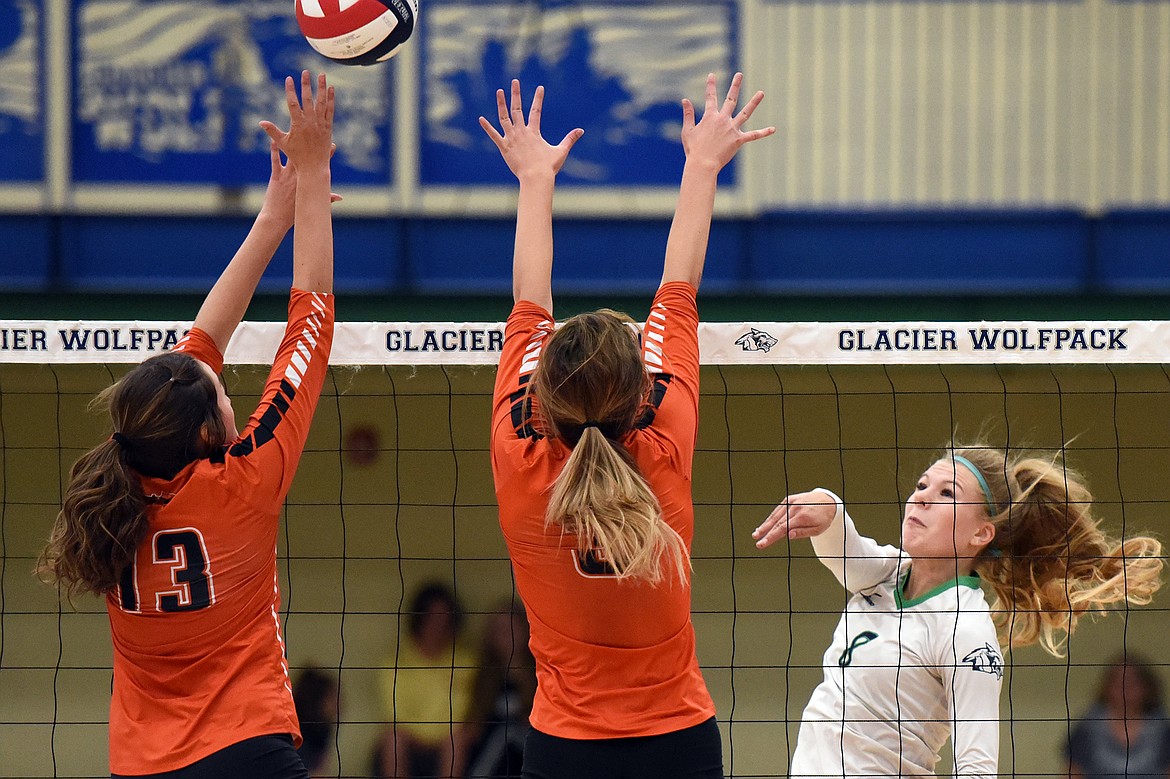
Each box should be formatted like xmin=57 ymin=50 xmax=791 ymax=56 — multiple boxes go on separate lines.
xmin=1 ymin=318 xmax=1168 ymax=778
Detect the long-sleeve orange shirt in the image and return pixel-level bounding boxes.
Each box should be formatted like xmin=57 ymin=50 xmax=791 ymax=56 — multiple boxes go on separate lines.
xmin=490 ymin=281 xmax=715 ymax=740
xmin=106 ymin=290 xmax=334 ymax=774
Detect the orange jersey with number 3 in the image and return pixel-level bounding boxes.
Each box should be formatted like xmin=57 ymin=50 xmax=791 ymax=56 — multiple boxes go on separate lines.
xmin=105 ymin=290 xmax=334 ymax=774
xmin=490 ymin=282 xmax=716 ymax=740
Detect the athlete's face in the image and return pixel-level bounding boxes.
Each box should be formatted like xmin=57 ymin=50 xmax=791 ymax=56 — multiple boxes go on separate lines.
xmin=197 ymin=360 xmax=237 ymax=439
xmin=901 ymin=460 xmax=995 ymax=560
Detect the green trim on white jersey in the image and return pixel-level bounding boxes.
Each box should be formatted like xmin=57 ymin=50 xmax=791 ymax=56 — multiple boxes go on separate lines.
xmin=895 ymin=571 xmax=983 ymax=609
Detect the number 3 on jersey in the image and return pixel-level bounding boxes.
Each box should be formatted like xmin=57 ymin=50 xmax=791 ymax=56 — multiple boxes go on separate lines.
xmin=118 ymin=528 xmax=216 ymax=613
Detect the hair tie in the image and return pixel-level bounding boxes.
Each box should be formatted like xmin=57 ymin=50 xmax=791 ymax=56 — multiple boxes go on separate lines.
xmin=111 ymin=432 xmax=131 ymax=448
xmin=988 ymin=547 xmax=1004 ymax=558
xmin=581 ymin=421 xmax=602 ymax=429
xmin=952 ymin=454 xmax=997 ymax=516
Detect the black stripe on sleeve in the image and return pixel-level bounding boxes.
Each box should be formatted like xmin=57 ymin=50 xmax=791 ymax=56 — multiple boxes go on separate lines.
xmin=635 ymin=374 xmax=673 ymax=429
xmin=229 ymin=385 xmax=295 ymax=458
xmin=508 ymin=375 xmax=543 ymax=441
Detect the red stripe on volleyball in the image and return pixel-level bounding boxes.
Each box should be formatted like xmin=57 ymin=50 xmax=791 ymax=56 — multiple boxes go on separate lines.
xmin=296 ymin=0 xmax=391 ymax=39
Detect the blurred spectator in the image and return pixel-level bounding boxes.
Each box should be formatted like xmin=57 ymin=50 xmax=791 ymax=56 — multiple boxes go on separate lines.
xmin=1067 ymin=653 xmax=1170 ymax=778
xmin=293 ymin=666 xmax=339 ymax=777
xmin=374 ymin=582 xmax=475 ymax=778
xmin=457 ymin=600 xmax=537 ymax=779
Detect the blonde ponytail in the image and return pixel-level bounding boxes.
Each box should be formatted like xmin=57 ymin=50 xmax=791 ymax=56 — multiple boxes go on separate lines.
xmin=546 ymin=426 xmax=688 ymax=585
xmin=532 ymin=310 xmax=690 ymax=586
xmin=954 ymin=446 xmax=1164 ymax=656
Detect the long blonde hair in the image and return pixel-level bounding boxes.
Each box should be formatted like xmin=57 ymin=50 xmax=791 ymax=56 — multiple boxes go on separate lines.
xmin=951 ymin=445 xmax=1163 ymax=656
xmin=40 ymin=352 xmax=228 ymax=598
xmin=531 ymin=310 xmax=689 ymax=586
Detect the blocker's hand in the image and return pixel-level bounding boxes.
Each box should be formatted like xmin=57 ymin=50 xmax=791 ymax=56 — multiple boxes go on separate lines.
xmin=479 ymin=79 xmax=584 ymax=181
xmin=260 ymin=71 xmax=334 ymax=172
xmin=681 ymin=72 xmax=775 ymax=172
xmin=753 ymin=491 xmax=837 ymax=548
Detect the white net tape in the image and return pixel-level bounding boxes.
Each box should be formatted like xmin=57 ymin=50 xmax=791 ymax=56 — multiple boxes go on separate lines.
xmin=0 ymin=320 xmax=1158 ymax=365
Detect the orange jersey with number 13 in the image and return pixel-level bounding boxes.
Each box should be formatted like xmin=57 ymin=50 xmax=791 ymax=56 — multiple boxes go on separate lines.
xmin=105 ymin=290 xmax=334 ymax=775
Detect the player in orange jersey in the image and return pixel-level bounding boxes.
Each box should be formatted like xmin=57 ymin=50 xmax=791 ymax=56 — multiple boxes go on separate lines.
xmin=480 ymin=74 xmax=774 ymax=779
xmin=40 ymin=71 xmax=337 ymax=779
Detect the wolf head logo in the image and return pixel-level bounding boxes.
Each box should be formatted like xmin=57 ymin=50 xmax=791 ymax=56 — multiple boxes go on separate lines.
xmin=962 ymin=643 xmax=1004 ymax=679
xmin=735 ymin=328 xmax=778 ymax=353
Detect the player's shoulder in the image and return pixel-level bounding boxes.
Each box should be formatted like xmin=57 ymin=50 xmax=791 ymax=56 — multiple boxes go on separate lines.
xmin=184 ymin=452 xmax=281 ymax=519
xmin=935 ymin=592 xmax=1002 ymax=670
xmin=506 ymin=300 xmax=554 ymax=328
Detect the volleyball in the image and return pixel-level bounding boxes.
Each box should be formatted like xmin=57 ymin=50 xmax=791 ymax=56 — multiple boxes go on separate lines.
xmin=295 ymin=0 xmax=419 ymax=66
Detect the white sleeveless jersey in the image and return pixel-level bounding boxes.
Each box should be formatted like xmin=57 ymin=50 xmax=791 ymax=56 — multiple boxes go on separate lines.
xmin=790 ymin=490 xmax=1003 ymax=779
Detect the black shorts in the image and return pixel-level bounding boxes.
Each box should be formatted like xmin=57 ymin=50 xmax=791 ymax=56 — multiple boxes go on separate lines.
xmin=111 ymin=734 xmax=309 ymax=779
xmin=521 ymin=717 xmax=724 ymax=779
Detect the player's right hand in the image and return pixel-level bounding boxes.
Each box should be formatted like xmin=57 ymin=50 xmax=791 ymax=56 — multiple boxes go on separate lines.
xmin=753 ymin=491 xmax=837 ymax=548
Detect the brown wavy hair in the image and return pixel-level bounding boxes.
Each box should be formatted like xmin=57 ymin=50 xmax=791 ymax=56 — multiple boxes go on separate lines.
xmin=949 ymin=445 xmax=1163 ymax=657
xmin=531 ymin=310 xmax=688 ymax=586
xmin=39 ymin=352 xmax=228 ymax=598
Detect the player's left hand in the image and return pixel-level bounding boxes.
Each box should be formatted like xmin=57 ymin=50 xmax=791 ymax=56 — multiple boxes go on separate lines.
xmin=258 ymin=140 xmax=298 ymax=229
xmin=479 ymin=80 xmax=584 ymax=182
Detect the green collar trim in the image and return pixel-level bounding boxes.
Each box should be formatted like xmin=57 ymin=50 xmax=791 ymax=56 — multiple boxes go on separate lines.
xmin=895 ymin=569 xmax=981 ymax=609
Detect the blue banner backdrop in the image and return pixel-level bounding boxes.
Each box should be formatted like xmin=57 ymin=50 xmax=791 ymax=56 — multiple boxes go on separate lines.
xmin=70 ymin=0 xmax=394 ymax=186
xmin=419 ymin=0 xmax=738 ymax=187
xmin=0 ymin=0 xmax=44 ymax=183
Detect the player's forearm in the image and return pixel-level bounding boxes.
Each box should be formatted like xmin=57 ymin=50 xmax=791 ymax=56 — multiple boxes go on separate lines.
xmin=193 ymin=211 xmax=291 ymax=353
xmin=512 ymin=174 xmax=556 ymax=311
xmin=661 ymin=159 xmax=719 ymax=289
xmin=291 ymin=166 xmax=334 ymax=294
xmin=810 ymin=491 xmax=902 ymax=591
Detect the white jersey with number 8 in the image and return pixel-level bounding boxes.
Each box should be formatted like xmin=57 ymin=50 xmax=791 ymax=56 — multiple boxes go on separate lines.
xmin=790 ymin=489 xmax=1003 ymax=779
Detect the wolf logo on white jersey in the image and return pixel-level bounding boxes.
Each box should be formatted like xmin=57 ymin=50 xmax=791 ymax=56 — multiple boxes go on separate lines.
xmin=962 ymin=643 xmax=1004 ymax=679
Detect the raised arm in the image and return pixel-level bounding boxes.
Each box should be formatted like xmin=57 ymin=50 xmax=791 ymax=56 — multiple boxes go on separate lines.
xmin=189 ymin=142 xmax=297 ymax=354
xmin=662 ymin=73 xmax=775 ymax=289
xmin=192 ymin=73 xmax=337 ymax=353
xmin=480 ymin=80 xmax=583 ymax=313
xmin=261 ymin=71 xmax=335 ymax=295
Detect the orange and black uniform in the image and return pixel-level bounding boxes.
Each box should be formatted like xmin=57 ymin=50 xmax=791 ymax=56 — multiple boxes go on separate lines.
xmin=106 ymin=290 xmax=333 ymax=777
xmin=490 ymin=282 xmax=721 ymax=778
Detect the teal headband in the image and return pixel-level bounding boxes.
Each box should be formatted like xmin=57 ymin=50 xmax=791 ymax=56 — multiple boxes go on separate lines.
xmin=952 ymin=455 xmax=997 ymax=516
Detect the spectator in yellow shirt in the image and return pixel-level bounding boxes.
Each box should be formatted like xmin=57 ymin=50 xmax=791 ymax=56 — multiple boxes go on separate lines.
xmin=375 ymin=582 xmax=475 ymax=778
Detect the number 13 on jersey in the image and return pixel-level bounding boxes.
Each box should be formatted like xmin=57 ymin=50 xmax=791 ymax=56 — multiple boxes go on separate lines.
xmin=118 ymin=528 xmax=216 ymax=613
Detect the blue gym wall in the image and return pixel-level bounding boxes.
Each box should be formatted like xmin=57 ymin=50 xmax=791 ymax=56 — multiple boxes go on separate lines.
xmin=1 ymin=0 xmax=1169 ymax=307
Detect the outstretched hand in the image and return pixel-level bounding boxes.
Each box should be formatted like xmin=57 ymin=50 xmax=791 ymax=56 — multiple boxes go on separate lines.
xmin=259 ymin=71 xmax=334 ymax=172
xmin=682 ymin=72 xmax=775 ymax=172
xmin=479 ymin=80 xmax=584 ymax=181
xmin=752 ymin=491 xmax=837 ymax=549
